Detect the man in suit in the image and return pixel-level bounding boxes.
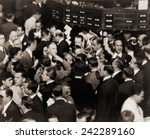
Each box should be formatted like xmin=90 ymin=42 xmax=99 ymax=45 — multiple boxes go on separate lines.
xmin=142 ymin=46 xmax=150 ymax=116
xmin=116 ymin=67 xmax=136 ymax=120
xmin=24 ymin=80 xmax=44 ymax=115
xmin=5 ymin=30 xmax=18 ymax=56
xmin=20 ymin=39 xmax=38 ymax=71
xmin=29 ymin=20 xmax=42 ymax=44
xmin=71 ymin=61 xmax=95 ymax=112
xmin=20 ymin=96 xmax=45 ymax=122
xmin=16 ymin=26 xmax=29 ymax=51
xmin=0 ymin=34 xmax=9 ymax=73
xmin=1 ymin=13 xmax=18 ymax=41
xmin=85 ymin=57 xmax=101 ymax=91
xmin=46 ymin=84 xmax=76 ymax=122
xmin=0 ymin=88 xmax=22 ymax=122
xmin=34 ymin=29 xmax=50 ymax=59
xmin=130 ymin=56 xmax=144 ymax=86
xmin=40 ymin=67 xmax=56 ymax=114
xmin=54 ymin=29 xmax=70 ymax=58
xmin=112 ymin=58 xmax=124 ymax=84
xmin=95 ymin=65 xmax=118 ymax=122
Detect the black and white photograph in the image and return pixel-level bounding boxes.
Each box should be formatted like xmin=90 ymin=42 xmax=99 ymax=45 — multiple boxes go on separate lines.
xmin=0 ymin=0 xmax=150 ymax=123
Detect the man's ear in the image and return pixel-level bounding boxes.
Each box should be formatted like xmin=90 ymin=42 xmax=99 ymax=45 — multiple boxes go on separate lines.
xmin=2 ymin=80 xmax=5 ymax=85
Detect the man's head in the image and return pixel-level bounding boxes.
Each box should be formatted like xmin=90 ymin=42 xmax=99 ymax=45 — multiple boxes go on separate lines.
xmin=14 ymin=70 xmax=26 ymax=86
xmin=0 ymin=71 xmax=13 ymax=88
xmin=48 ymin=42 xmax=57 ymax=56
xmin=0 ymin=34 xmax=5 ymax=46
xmin=1 ymin=89 xmax=13 ymax=105
xmin=114 ymin=39 xmax=123 ymax=54
xmin=130 ymin=84 xmax=144 ymax=104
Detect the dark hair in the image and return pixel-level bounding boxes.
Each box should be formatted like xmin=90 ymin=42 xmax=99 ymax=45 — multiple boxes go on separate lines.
xmin=88 ymin=57 xmax=98 ymax=68
xmin=120 ymin=110 xmax=134 ymax=122
xmin=122 ymin=67 xmax=134 ymax=78
xmin=92 ymin=36 xmax=102 ymax=45
xmin=73 ymin=61 xmax=87 ymax=76
xmin=15 ymin=68 xmax=27 ymax=79
xmin=52 ymin=85 xmax=62 ymax=97
xmin=103 ymin=65 xmax=113 ymax=74
xmin=134 ymin=57 xmax=142 ymax=68
xmin=22 ymin=96 xmax=33 ymax=109
xmin=130 ymin=84 xmax=143 ymax=96
xmin=12 ymin=61 xmax=24 ymax=72
xmin=46 ymin=67 xmax=56 ymax=80
xmin=18 ymin=25 xmax=25 ymax=32
xmin=113 ymin=58 xmax=124 ymax=70
xmin=72 ymin=45 xmax=81 ymax=53
xmin=32 ymin=10 xmax=41 ymax=16
xmin=6 ymin=12 xmax=15 ymax=19
xmin=142 ymin=36 xmax=149 ymax=46
xmin=27 ymin=38 xmax=36 ymax=46
xmin=55 ymin=30 xmax=63 ymax=38
xmin=40 ymin=56 xmax=51 ymax=67
xmin=27 ymin=80 xmax=38 ymax=93
xmin=0 ymin=71 xmax=12 ymax=85
xmin=5 ymin=88 xmax=13 ymax=98
xmin=41 ymin=29 xmax=50 ymax=37
xmin=9 ymin=47 xmax=21 ymax=59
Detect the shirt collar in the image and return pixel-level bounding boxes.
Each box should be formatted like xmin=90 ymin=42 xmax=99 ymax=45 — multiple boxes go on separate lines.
xmin=91 ymin=68 xmax=98 ymax=72
xmin=30 ymin=94 xmax=37 ymax=99
xmin=46 ymin=80 xmax=54 ymax=85
xmin=0 ymin=46 xmax=3 ymax=51
xmin=134 ymin=69 xmax=140 ymax=75
xmin=112 ymin=70 xmax=121 ymax=78
xmin=75 ymin=76 xmax=83 ymax=79
xmin=103 ymin=75 xmax=111 ymax=82
xmin=26 ymin=48 xmax=32 ymax=58
xmin=9 ymin=40 xmax=13 ymax=46
xmin=142 ymin=59 xmax=147 ymax=65
xmin=58 ymin=38 xmax=64 ymax=44
xmin=19 ymin=34 xmax=25 ymax=42
xmin=125 ymin=78 xmax=133 ymax=82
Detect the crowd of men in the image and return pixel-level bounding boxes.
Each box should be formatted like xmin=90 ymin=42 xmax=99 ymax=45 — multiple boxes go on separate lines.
xmin=0 ymin=0 xmax=150 ymax=122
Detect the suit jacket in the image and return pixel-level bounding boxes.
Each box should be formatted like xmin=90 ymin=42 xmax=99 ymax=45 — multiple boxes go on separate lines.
xmin=46 ymin=99 xmax=76 ymax=122
xmin=20 ymin=49 xmax=34 ymax=71
xmin=85 ymin=70 xmax=101 ymax=91
xmin=95 ymin=78 xmax=118 ymax=122
xmin=39 ymin=81 xmax=56 ymax=113
xmin=21 ymin=109 xmax=45 ymax=122
xmin=113 ymin=71 xmax=124 ymax=85
xmin=71 ymin=77 xmax=95 ymax=111
xmin=0 ymin=101 xmax=22 ymax=122
xmin=29 ymin=29 xmax=41 ymax=44
xmin=132 ymin=70 xmax=144 ymax=87
xmin=31 ymin=95 xmax=44 ymax=115
xmin=1 ymin=22 xmax=18 ymax=41
xmin=57 ymin=40 xmax=69 ymax=58
xmin=34 ymin=40 xmax=49 ymax=59
xmin=0 ymin=48 xmax=7 ymax=70
xmin=116 ymin=80 xmax=136 ymax=115
xmin=142 ymin=61 xmax=150 ymax=116
xmin=4 ymin=41 xmax=13 ymax=55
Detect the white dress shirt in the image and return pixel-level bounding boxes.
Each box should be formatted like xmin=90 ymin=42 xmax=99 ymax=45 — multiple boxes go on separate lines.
xmin=121 ymin=97 xmax=144 ymax=122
